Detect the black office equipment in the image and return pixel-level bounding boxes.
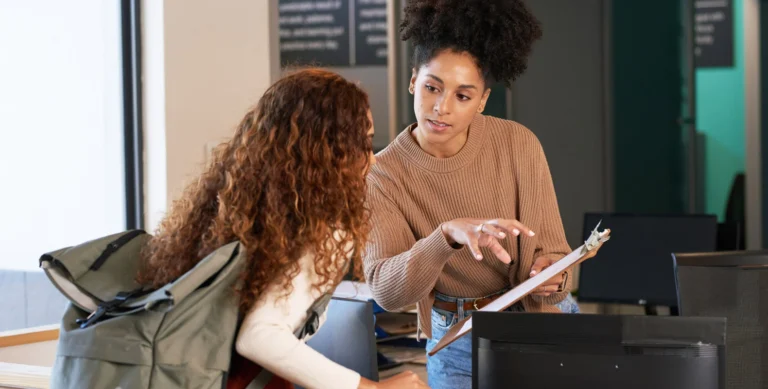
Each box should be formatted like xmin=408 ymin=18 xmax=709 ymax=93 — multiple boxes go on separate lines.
xmin=717 ymin=173 xmax=746 ymax=251
xmin=472 ymin=312 xmax=726 ymax=389
xmin=296 ymin=297 xmax=378 ymax=389
xmin=675 ymin=250 xmax=768 ymax=389
xmin=578 ymin=213 xmax=717 ymax=311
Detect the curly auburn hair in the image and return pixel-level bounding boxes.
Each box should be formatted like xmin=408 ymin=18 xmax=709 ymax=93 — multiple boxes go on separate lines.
xmin=400 ymin=0 xmax=542 ymax=86
xmin=138 ymin=69 xmax=373 ymax=313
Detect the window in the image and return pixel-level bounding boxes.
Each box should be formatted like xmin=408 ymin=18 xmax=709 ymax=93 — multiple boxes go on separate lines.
xmin=0 ymin=0 xmax=141 ymax=331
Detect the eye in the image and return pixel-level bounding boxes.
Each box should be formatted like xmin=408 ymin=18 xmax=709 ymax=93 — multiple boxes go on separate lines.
xmin=425 ymin=84 xmax=438 ymax=93
xmin=457 ymin=94 xmax=470 ymax=101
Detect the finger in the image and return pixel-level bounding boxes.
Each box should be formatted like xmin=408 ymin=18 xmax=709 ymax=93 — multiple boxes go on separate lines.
xmin=467 ymin=237 xmax=483 ymax=261
xmin=479 ymin=223 xmax=507 ymax=239
xmin=483 ymin=219 xmax=520 ymax=236
xmin=488 ymin=219 xmax=535 ymax=237
xmin=486 ymin=239 xmax=511 ymax=264
xmin=477 ymin=233 xmax=494 ymax=247
xmin=538 ymin=274 xmax=563 ymax=287
xmin=533 ymin=282 xmax=561 ymax=296
xmin=529 ymin=262 xmax=547 ymax=277
xmin=529 ymin=257 xmax=555 ymax=277
xmin=548 ymin=275 xmax=564 ymax=285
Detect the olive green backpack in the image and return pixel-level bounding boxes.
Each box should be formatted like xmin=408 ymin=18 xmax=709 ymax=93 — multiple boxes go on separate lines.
xmin=39 ymin=230 xmax=331 ymax=389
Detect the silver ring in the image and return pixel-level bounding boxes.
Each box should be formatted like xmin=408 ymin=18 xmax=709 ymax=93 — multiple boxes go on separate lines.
xmin=477 ymin=223 xmax=486 ymax=233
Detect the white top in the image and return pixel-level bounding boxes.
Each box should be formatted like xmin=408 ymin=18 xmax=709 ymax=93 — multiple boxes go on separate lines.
xmin=235 ymin=248 xmax=361 ymax=389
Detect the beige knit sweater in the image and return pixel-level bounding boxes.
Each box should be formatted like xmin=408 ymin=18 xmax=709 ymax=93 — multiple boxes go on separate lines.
xmin=363 ymin=114 xmax=573 ymax=339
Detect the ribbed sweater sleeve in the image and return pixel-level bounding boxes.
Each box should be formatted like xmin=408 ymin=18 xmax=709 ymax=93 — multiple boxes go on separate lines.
xmin=363 ymin=181 xmax=461 ymax=311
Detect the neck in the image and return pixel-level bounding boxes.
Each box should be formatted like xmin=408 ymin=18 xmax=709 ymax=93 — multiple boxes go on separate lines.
xmin=412 ymin=125 xmax=469 ymax=158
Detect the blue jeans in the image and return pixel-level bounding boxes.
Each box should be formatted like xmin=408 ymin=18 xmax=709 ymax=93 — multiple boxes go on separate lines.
xmin=425 ymin=292 xmax=578 ymax=389
xmin=557 ymin=293 xmax=581 ymax=314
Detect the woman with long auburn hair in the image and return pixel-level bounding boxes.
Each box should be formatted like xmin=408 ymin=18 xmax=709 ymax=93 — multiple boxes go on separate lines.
xmin=138 ymin=69 xmax=428 ymax=389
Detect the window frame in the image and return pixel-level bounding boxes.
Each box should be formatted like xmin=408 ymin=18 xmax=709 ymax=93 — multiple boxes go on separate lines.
xmin=121 ymin=0 xmax=144 ymax=230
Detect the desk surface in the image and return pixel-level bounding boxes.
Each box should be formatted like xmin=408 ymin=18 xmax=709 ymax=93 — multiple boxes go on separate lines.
xmin=0 ymin=363 xmax=50 ymax=389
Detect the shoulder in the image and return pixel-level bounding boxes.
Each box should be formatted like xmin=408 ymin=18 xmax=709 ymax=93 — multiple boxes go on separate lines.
xmin=483 ymin=115 xmax=544 ymax=156
xmin=366 ymin=140 xmax=407 ymax=199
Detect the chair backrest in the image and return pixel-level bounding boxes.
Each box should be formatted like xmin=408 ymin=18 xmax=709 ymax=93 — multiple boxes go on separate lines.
xmin=295 ymin=297 xmax=378 ymax=389
xmin=674 ymin=250 xmax=768 ymax=389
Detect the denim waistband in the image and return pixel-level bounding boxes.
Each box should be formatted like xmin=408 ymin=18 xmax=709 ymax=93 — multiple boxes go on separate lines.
xmin=434 ymin=289 xmax=509 ymax=303
xmin=433 ymin=288 xmax=523 ymax=320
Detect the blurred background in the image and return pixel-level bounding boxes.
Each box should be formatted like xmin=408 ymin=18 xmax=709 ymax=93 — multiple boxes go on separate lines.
xmin=0 ymin=0 xmax=763 ymax=350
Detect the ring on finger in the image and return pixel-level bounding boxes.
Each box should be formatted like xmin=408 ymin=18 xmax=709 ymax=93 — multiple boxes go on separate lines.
xmin=477 ymin=223 xmax=486 ymax=233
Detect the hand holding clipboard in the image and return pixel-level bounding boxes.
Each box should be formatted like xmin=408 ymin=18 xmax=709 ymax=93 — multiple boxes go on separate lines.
xmin=428 ymin=222 xmax=611 ymax=356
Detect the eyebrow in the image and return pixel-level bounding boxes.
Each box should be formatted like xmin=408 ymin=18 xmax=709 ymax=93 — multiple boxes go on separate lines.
xmin=426 ymin=74 xmax=477 ymax=90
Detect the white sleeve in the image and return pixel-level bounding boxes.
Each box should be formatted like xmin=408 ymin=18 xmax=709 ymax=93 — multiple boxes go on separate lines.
xmin=234 ymin=250 xmax=362 ymax=389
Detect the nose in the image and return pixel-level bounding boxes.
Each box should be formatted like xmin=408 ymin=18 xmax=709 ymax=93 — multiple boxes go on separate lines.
xmin=433 ymin=95 xmax=450 ymax=116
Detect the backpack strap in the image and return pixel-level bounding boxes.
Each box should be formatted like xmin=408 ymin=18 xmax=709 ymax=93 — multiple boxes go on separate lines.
xmin=294 ymin=292 xmax=332 ymax=339
xmin=230 ymin=293 xmax=334 ymax=389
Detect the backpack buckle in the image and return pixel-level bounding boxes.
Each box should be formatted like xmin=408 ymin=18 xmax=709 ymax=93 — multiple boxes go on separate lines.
xmin=76 ymin=306 xmax=108 ymax=329
xmin=75 ymin=288 xmax=145 ymax=329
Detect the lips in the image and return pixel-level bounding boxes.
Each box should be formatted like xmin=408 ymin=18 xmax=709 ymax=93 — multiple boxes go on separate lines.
xmin=427 ymin=119 xmax=451 ymax=131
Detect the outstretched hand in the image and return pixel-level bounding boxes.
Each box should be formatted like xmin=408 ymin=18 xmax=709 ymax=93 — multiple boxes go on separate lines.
xmin=440 ymin=218 xmax=535 ymax=264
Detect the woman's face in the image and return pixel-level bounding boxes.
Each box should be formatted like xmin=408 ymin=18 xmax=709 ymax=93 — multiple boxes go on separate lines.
xmin=364 ymin=110 xmax=376 ymax=175
xmin=410 ymin=50 xmax=491 ymax=156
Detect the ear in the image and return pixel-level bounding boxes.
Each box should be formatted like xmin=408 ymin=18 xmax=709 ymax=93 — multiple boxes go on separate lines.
xmin=477 ymin=88 xmax=492 ymax=113
xmin=409 ymin=68 xmax=418 ymax=94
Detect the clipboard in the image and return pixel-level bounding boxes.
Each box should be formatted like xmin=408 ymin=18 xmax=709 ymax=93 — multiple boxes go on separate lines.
xmin=427 ymin=223 xmax=611 ymax=356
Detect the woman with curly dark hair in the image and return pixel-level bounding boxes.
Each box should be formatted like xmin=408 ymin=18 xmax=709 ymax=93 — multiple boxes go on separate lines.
xmin=139 ymin=69 xmax=428 ymax=389
xmin=363 ymin=1 xmax=574 ymax=387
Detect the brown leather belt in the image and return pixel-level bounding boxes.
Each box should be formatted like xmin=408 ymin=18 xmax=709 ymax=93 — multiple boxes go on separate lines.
xmin=433 ymin=295 xmax=500 ymax=312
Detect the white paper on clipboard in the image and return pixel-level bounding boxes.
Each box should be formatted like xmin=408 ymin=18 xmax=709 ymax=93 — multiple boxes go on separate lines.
xmin=427 ymin=226 xmax=611 ymax=356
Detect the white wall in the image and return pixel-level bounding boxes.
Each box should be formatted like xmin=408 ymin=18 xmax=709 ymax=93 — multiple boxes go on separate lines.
xmin=143 ymin=0 xmax=279 ymax=232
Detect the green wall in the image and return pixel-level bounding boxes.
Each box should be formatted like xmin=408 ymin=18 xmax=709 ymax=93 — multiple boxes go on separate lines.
xmin=695 ymin=0 xmax=746 ymax=220
xmin=613 ymin=0 xmax=685 ymax=214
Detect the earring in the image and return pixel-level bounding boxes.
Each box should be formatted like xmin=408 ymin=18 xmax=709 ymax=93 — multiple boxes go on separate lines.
xmin=409 ymin=86 xmax=414 ymax=94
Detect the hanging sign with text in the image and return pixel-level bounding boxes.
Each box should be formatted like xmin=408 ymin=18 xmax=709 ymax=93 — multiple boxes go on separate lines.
xmin=279 ymin=0 xmax=388 ymax=67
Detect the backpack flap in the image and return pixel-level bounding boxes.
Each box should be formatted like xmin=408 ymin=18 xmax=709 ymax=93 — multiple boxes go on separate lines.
xmin=39 ymin=230 xmax=149 ymax=312
xmin=123 ymin=241 xmax=243 ymax=313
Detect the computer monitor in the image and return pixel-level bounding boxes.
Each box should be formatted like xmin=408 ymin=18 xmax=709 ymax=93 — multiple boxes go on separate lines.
xmin=472 ymin=312 xmax=726 ymax=389
xmin=578 ymin=212 xmax=717 ymax=309
xmin=296 ymin=297 xmax=378 ymax=389
xmin=674 ymin=250 xmax=768 ymax=389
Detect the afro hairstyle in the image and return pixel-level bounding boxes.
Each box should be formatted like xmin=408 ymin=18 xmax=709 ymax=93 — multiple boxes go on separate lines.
xmin=400 ymin=0 xmax=542 ymax=87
